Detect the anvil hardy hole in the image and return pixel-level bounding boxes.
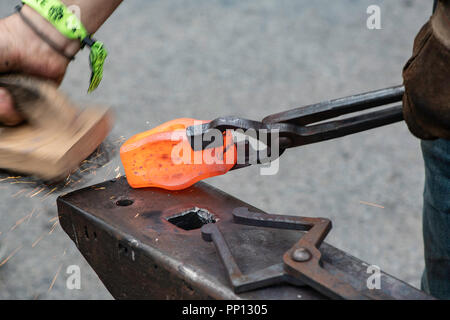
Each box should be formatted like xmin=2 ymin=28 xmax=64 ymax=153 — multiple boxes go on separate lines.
xmin=167 ymin=207 xmax=216 ymax=231
xmin=116 ymin=199 xmax=134 ymax=206
xmin=118 ymin=242 xmax=129 ymax=255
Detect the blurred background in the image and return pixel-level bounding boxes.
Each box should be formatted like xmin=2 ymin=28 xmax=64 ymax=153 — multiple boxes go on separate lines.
xmin=0 ymin=0 xmax=433 ymax=299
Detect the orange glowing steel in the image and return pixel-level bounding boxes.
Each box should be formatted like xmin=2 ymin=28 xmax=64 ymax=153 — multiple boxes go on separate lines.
xmin=120 ymin=118 xmax=237 ymax=190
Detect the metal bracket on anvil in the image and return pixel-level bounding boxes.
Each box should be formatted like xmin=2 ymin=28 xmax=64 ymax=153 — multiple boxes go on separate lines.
xmin=202 ymin=208 xmax=369 ymax=299
xmin=57 ymin=177 xmax=432 ymax=300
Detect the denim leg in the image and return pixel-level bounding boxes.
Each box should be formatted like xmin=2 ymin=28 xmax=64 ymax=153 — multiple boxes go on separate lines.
xmin=421 ymin=139 xmax=450 ymax=299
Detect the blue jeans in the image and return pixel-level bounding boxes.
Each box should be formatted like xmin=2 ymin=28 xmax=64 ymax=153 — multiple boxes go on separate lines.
xmin=421 ymin=138 xmax=450 ymax=299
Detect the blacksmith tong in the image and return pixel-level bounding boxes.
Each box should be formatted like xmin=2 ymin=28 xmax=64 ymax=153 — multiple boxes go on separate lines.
xmin=186 ymin=85 xmax=405 ymax=170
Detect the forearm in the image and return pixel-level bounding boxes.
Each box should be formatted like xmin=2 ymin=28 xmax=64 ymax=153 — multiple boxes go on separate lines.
xmin=60 ymin=0 xmax=123 ymax=34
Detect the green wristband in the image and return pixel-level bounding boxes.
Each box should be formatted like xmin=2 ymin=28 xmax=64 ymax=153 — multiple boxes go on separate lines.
xmin=21 ymin=0 xmax=107 ymax=92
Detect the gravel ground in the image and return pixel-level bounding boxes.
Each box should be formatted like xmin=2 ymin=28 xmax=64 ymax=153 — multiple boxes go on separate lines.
xmin=0 ymin=0 xmax=433 ymax=299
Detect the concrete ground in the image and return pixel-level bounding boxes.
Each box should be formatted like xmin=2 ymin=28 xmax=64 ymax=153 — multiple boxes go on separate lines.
xmin=0 ymin=0 xmax=433 ymax=299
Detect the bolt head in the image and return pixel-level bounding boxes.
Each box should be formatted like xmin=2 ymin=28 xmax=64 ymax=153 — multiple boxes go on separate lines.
xmin=291 ymin=247 xmax=311 ymax=262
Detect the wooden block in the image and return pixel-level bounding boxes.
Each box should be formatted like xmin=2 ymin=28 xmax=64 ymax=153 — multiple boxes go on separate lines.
xmin=0 ymin=75 xmax=113 ymax=180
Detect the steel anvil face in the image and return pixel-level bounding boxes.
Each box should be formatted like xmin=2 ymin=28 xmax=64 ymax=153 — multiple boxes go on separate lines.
xmin=57 ymin=177 xmax=431 ymax=300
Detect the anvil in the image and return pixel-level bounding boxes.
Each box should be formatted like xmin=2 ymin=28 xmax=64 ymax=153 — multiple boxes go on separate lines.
xmin=57 ymin=177 xmax=431 ymax=299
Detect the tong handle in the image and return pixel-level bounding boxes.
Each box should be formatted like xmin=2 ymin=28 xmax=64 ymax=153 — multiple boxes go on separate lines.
xmin=262 ymin=85 xmax=405 ymax=125
xmin=282 ymin=104 xmax=404 ymax=149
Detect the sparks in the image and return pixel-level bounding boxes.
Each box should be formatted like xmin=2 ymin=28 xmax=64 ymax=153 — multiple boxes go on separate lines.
xmin=70 ymin=178 xmax=84 ymax=188
xmin=0 ymin=176 xmax=21 ymax=182
xmin=359 ymin=200 xmax=385 ymax=209
xmin=42 ymin=187 xmax=58 ymax=200
xmin=11 ymin=189 xmax=26 ymax=198
xmin=48 ymin=264 xmax=63 ymax=293
xmin=30 ymin=187 xmax=45 ymax=198
xmin=10 ymin=181 xmax=35 ymax=184
xmin=79 ymin=166 xmax=97 ymax=173
xmin=64 ymin=179 xmax=73 ymax=187
xmin=32 ymin=233 xmax=46 ymax=248
xmin=91 ymin=152 xmax=105 ymax=160
xmin=10 ymin=212 xmax=33 ymax=231
xmin=0 ymin=245 xmax=22 ymax=267
xmin=26 ymin=187 xmax=40 ymax=197
xmin=25 ymin=208 xmax=37 ymax=225
xmin=48 ymin=221 xmax=60 ymax=235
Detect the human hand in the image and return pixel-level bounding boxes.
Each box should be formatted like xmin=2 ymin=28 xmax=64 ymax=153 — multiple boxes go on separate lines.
xmin=0 ymin=5 xmax=80 ymax=125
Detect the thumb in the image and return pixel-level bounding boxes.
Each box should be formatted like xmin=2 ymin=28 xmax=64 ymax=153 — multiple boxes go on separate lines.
xmin=0 ymin=87 xmax=24 ymax=126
